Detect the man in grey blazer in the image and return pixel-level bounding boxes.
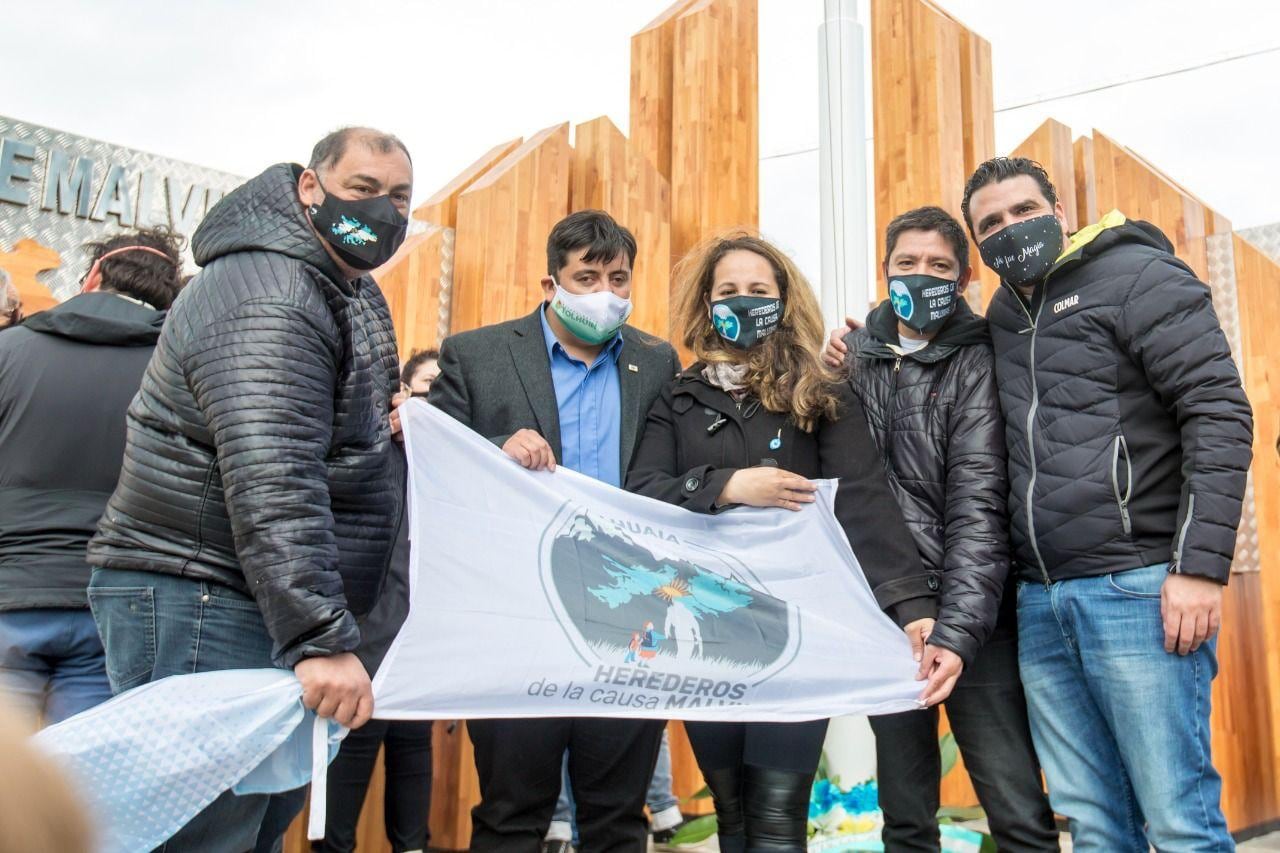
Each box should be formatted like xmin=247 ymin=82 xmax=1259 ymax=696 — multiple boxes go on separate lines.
xmin=429 ymin=210 xmax=680 ymax=853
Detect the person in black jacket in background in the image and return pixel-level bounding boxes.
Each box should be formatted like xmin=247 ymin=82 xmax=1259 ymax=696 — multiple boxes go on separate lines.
xmin=840 ymin=207 xmax=1056 ymax=852
xmin=86 ymin=127 xmax=412 ymax=852
xmin=0 ymin=229 xmax=181 ymax=725
xmin=963 ymin=157 xmax=1252 ymax=851
xmin=627 ymin=233 xmax=941 ymax=853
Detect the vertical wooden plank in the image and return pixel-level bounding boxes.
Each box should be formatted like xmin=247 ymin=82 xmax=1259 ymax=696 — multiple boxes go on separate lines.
xmin=414 ymin=139 xmax=523 ymax=229
xmin=630 ymin=0 xmax=701 ymax=181
xmin=956 ymin=27 xmax=1000 ymax=310
xmin=1073 ymin=135 xmax=1098 ymax=227
xmin=1229 ymin=234 xmax=1280 ymax=829
xmin=1089 ymin=130 xmax=1218 ymax=280
xmin=1010 ymin=119 xmax=1078 ymax=232
xmin=373 ymin=225 xmax=453 ymax=357
xmin=666 ymin=721 xmax=714 ymax=817
xmin=669 ymin=0 xmax=759 ymax=270
xmin=453 ymin=123 xmax=573 ymax=334
xmin=871 ymin=0 xmax=971 ymax=303
xmin=572 ymin=116 xmax=673 ymax=341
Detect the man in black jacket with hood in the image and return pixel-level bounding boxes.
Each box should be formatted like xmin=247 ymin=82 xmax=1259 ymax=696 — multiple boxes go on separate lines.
xmin=86 ymin=128 xmax=412 ymax=851
xmin=963 ymin=157 xmax=1252 ymax=851
xmin=0 ymin=228 xmax=182 ymax=724
xmin=839 ymin=207 xmax=1057 ymax=852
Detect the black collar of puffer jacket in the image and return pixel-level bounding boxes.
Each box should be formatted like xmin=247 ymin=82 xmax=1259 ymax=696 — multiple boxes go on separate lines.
xmin=191 ymin=163 xmax=357 ymax=296
xmin=855 ymin=297 xmax=989 ymax=364
xmin=21 ymin=292 xmax=164 ymax=346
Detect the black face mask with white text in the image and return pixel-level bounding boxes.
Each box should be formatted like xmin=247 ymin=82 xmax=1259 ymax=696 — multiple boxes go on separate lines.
xmin=978 ymin=214 xmax=1064 ymax=288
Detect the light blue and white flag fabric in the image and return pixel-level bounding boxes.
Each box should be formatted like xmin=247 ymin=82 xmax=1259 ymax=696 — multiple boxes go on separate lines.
xmin=34 ymin=668 xmax=343 ymax=852
xmin=373 ymin=400 xmax=923 ymax=722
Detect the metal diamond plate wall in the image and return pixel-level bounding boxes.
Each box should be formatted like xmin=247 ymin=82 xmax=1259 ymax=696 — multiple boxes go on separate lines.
xmin=1238 ymin=222 xmax=1280 ymax=265
xmin=1206 ymin=234 xmax=1245 ymax=382
xmin=0 ymin=116 xmax=244 ymax=300
xmin=1205 ymin=232 xmax=1260 ymax=575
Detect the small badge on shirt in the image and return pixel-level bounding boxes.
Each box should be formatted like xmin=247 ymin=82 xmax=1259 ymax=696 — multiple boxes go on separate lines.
xmin=627 ymin=363 xmax=639 ymax=372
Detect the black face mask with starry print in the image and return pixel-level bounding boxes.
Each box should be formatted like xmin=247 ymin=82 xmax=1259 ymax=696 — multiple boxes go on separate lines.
xmin=978 ymin=214 xmax=1064 ymax=288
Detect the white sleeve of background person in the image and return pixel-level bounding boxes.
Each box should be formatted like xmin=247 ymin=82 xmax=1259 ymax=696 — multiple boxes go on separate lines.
xmin=372 ymin=400 xmax=923 ymax=722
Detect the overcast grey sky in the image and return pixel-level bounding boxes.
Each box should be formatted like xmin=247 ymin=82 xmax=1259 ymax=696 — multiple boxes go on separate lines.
xmin=5 ymin=0 xmax=1278 ymax=228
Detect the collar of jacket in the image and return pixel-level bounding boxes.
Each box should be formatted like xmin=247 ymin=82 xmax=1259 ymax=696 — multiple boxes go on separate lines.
xmin=20 ymin=291 xmax=164 ymax=346
xmin=855 ymin=298 xmax=989 ymax=364
xmin=191 ymin=162 xmax=359 ymax=297
xmin=672 ymin=363 xmax=753 ymax=414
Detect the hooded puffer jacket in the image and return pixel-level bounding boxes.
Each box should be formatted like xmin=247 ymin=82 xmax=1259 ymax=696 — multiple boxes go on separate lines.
xmin=0 ymin=293 xmax=164 ymax=610
xmin=986 ymin=213 xmax=1252 ymax=585
xmin=88 ymin=163 xmax=402 ymax=666
xmin=843 ymin=299 xmax=1008 ymax=665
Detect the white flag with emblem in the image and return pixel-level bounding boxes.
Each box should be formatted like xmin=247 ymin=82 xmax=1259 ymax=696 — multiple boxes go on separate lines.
xmin=372 ymin=401 xmax=923 ymax=722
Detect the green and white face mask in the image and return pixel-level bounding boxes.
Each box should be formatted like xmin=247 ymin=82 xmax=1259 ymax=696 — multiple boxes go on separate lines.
xmin=549 ymin=283 xmax=633 ymax=345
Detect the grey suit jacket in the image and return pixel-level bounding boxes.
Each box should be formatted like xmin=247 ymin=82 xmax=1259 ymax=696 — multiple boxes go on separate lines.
xmin=428 ymin=305 xmax=681 ymax=471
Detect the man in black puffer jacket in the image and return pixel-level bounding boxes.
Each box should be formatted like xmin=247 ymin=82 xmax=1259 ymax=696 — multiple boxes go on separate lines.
xmin=0 ymin=229 xmax=182 ymax=725
xmin=841 ymin=207 xmax=1056 ymax=853
xmin=86 ymin=127 xmax=412 ymax=852
xmin=963 ymin=157 xmax=1252 ymax=851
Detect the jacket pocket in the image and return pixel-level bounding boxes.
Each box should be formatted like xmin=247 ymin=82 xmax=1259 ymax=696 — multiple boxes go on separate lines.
xmin=1110 ymin=435 xmax=1133 ymax=536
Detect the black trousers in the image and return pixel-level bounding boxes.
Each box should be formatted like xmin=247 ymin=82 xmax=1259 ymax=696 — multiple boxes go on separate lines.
xmin=869 ymin=628 xmax=1058 ymax=852
xmin=467 ymin=717 xmax=665 ymax=853
xmin=312 ymin=719 xmax=433 ymax=853
xmin=685 ymin=719 xmax=829 ymax=851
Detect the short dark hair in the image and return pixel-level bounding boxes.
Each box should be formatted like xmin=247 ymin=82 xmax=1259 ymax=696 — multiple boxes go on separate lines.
xmin=308 ymin=127 xmax=412 ymax=174
xmin=401 ymin=347 xmax=440 ymax=387
xmin=546 ymin=210 xmax=638 ymax=278
xmin=884 ymin=206 xmax=970 ymax=274
xmin=83 ymin=227 xmax=185 ymax=310
xmin=960 ymin=157 xmax=1058 ymax=236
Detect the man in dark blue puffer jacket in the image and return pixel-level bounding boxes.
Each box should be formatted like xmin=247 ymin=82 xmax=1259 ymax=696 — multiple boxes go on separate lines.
xmin=964 ymin=157 xmax=1252 ymax=852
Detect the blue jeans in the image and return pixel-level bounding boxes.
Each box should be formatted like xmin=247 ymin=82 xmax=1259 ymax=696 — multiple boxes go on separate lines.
xmin=88 ymin=567 xmax=298 ymax=853
xmin=0 ymin=608 xmax=113 ymax=724
xmin=551 ymin=727 xmax=678 ymax=829
xmin=1017 ymin=563 xmax=1233 ymax=852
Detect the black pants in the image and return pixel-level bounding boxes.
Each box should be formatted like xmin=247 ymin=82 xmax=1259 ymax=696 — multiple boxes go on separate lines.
xmin=468 ymin=717 xmax=665 ymax=853
xmin=869 ymin=629 xmax=1058 ymax=852
xmin=312 ymin=719 xmax=433 ymax=853
xmin=685 ymin=719 xmax=829 ymax=851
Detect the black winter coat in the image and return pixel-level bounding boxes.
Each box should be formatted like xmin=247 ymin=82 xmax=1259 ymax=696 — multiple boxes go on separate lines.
xmin=0 ymin=293 xmax=164 ymax=610
xmin=88 ymin=163 xmax=403 ymax=666
xmin=987 ymin=215 xmax=1253 ymax=584
xmin=844 ymin=300 xmax=1008 ymax=665
xmin=626 ymin=367 xmax=936 ymax=626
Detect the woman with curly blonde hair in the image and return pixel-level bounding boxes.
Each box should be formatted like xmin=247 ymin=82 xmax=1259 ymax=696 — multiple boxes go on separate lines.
xmin=627 ymin=232 xmax=937 ymax=851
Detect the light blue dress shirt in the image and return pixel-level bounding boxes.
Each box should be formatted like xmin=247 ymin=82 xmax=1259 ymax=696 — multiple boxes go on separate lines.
xmin=539 ymin=307 xmax=624 ymax=487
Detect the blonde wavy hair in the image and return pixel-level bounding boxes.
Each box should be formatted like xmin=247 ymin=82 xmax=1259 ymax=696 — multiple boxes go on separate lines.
xmin=673 ymin=232 xmax=838 ymax=432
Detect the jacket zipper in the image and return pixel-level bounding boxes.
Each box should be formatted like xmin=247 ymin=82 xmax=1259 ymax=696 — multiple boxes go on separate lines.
xmin=884 ymin=357 xmax=903 ymax=464
xmin=1171 ymin=494 xmax=1195 ymax=573
xmin=1012 ymin=285 xmax=1052 ymax=587
xmin=1110 ymin=435 xmax=1133 ymax=536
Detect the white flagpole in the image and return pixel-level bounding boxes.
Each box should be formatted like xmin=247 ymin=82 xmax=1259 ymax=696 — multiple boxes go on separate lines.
xmin=818 ymin=0 xmax=870 ymax=331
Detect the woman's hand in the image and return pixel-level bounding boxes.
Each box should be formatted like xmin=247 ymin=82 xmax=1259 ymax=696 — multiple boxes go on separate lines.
xmin=717 ymin=467 xmax=817 ymax=510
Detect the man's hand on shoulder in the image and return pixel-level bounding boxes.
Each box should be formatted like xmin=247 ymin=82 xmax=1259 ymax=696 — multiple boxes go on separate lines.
xmin=502 ymin=428 xmax=556 ymax=471
xmin=295 ymin=652 xmax=374 ymax=729
xmin=823 ymin=316 xmax=862 ymax=369
xmin=1162 ymin=572 xmax=1223 ymax=655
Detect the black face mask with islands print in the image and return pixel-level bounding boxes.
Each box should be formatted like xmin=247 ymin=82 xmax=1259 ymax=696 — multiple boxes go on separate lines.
xmin=978 ymin=214 xmax=1064 ymax=288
